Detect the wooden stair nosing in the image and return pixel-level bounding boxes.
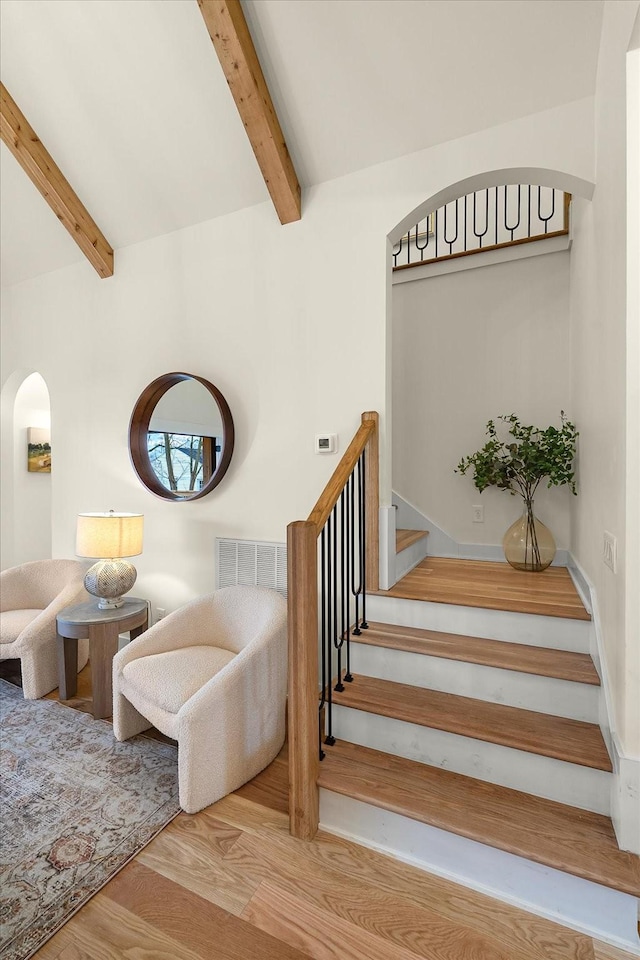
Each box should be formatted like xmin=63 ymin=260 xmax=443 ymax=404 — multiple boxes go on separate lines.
xmin=395 ymin=529 xmax=429 ymax=553
xmin=353 ymin=622 xmax=600 ymax=685
xmin=317 ymin=739 xmax=640 ymax=898
xmin=332 ymin=674 xmax=612 ymax=772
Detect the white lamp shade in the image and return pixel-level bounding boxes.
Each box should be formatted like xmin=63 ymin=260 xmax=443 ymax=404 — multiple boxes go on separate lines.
xmin=76 ymin=512 xmax=143 ymax=559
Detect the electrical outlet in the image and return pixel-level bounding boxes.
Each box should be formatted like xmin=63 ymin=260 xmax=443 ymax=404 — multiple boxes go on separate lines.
xmin=472 ymin=504 xmax=484 ymax=523
xmin=603 ymin=532 xmax=617 ymax=573
xmin=156 ymin=607 xmax=166 ymax=622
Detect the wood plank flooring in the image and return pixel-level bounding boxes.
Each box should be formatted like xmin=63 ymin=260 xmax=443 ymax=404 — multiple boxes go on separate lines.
xmin=33 ymin=746 xmax=639 ymax=960
xmin=376 ymin=557 xmax=591 ymax=620
xmin=334 ymin=673 xmax=613 ymax=770
xmin=355 ymin=621 xmax=601 ymax=683
xmin=319 ymin=740 xmax=640 ymax=897
xmin=4 ymin=666 xmax=636 ymax=959
xmin=396 ymin=528 xmax=429 ymax=552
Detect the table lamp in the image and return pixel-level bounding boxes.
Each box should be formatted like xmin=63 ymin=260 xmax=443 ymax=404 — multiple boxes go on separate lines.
xmin=76 ymin=511 xmax=144 ymax=609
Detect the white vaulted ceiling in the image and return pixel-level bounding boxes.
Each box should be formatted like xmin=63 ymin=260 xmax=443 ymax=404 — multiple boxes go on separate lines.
xmin=0 ymin=0 xmax=604 ymax=286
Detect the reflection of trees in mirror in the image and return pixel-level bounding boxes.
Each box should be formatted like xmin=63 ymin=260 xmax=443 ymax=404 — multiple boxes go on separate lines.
xmin=147 ymin=432 xmax=218 ymax=492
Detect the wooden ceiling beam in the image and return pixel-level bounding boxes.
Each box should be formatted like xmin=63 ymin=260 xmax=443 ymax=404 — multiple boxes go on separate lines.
xmin=197 ymin=0 xmax=301 ymax=225
xmin=0 ymin=82 xmax=114 ymax=279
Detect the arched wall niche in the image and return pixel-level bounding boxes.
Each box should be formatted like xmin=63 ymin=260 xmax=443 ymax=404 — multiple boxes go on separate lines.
xmin=1 ymin=369 xmax=52 ymax=568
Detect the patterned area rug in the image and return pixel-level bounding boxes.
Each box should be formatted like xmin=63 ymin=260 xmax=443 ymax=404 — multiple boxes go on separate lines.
xmin=0 ymin=679 xmax=180 ymax=960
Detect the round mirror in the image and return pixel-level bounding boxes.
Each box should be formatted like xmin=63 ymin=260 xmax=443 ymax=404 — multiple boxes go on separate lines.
xmin=129 ymin=373 xmax=235 ymax=501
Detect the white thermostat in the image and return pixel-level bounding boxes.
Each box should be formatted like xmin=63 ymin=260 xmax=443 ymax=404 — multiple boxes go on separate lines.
xmin=315 ymin=434 xmax=338 ymax=454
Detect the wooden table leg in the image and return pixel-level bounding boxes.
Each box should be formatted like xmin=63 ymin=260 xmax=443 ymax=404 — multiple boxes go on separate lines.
xmin=88 ymin=623 xmax=119 ymax=719
xmin=56 ymin=634 xmax=78 ymax=700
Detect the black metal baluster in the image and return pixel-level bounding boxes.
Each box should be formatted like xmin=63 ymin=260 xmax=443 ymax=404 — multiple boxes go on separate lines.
xmin=473 ymin=190 xmax=489 ymax=249
xmin=443 ymin=199 xmax=459 ymax=255
xmin=537 ymin=186 xmax=556 ymax=234
xmin=335 ymin=493 xmax=345 ymax=693
xmin=360 ymin=451 xmax=368 ymax=631
xmin=435 ymin=208 xmax=439 ymax=258
xmin=331 ymin=502 xmax=341 ymax=697
xmin=318 ymin=528 xmax=326 ymax=759
xmin=504 ymin=184 xmax=522 ymax=241
xmin=325 ymin=511 xmax=335 ymax=746
xmin=350 ymin=470 xmax=361 ymax=635
xmin=528 ymin=184 xmax=532 ymax=237
xmin=494 ymin=186 xmax=499 ymax=246
xmin=344 ymin=477 xmax=353 ymax=682
xmin=415 ymin=216 xmax=431 ymax=261
xmin=464 ymin=194 xmax=468 ymax=251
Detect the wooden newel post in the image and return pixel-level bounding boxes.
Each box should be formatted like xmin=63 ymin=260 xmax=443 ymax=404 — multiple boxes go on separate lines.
xmin=362 ymin=411 xmax=379 ymax=593
xmin=287 ymin=519 xmax=320 ymax=840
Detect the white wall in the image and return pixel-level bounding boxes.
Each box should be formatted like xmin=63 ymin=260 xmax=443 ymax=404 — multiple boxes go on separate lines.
xmin=11 ymin=372 xmax=52 ymax=564
xmin=393 ymin=251 xmax=573 ymax=549
xmin=0 ymin=97 xmax=595 ymax=620
xmin=569 ymin=0 xmax=640 ymax=759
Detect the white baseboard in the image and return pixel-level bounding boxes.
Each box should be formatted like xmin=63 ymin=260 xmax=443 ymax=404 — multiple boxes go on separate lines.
xmin=319 ymin=791 xmax=640 ymax=954
xmin=392 ymin=491 xmax=570 ymax=565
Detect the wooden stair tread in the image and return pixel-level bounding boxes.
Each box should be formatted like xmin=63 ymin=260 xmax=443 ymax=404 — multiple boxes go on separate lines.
xmin=318 ymin=740 xmax=639 ymax=897
xmin=374 ymin=557 xmax=591 ymax=621
xmin=395 ymin=529 xmax=428 ymax=553
xmin=334 ymin=674 xmax=612 ymax=771
xmin=355 ymin=622 xmax=600 ymax=685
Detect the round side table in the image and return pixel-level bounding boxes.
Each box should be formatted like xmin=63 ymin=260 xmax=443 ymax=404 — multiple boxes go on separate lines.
xmin=56 ymin=597 xmax=148 ymax=719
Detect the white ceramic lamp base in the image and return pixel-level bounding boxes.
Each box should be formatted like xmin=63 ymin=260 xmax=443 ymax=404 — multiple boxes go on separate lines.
xmin=84 ymin=559 xmax=137 ymax=609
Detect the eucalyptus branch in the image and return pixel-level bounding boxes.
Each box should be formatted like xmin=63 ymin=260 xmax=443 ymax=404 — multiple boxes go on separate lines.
xmin=456 ymin=412 xmax=578 ymax=505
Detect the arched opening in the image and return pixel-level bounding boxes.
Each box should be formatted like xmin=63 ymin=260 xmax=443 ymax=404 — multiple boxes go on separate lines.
xmin=1 ymin=371 xmax=52 ymax=567
xmin=385 ymin=167 xmax=594 ymax=585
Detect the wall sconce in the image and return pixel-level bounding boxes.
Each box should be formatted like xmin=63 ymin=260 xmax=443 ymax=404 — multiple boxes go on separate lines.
xmin=76 ymin=511 xmax=144 ymax=609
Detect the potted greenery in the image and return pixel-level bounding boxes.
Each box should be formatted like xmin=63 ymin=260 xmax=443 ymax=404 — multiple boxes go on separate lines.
xmin=456 ymin=412 xmax=578 ymax=572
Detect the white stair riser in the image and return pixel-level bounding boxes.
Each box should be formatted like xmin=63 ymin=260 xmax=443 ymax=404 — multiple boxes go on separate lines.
xmin=395 ymin=537 xmax=430 ymax=582
xmin=319 ymin=791 xmax=640 ymax=955
xmin=367 ymin=594 xmax=591 ymax=653
xmin=350 ymin=643 xmax=599 ymax=723
xmin=332 ymin=705 xmax=610 ymax=815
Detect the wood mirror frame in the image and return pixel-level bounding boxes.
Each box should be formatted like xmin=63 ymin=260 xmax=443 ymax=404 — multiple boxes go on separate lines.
xmin=129 ymin=372 xmax=235 ymax=501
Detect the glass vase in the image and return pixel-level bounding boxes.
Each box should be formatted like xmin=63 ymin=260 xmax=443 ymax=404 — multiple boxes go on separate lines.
xmin=503 ymin=500 xmax=556 ymax=572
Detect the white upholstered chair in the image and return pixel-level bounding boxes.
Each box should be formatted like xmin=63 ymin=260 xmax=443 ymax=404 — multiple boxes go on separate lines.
xmin=0 ymin=559 xmax=89 ymax=699
xmin=112 ymin=585 xmax=287 ymax=814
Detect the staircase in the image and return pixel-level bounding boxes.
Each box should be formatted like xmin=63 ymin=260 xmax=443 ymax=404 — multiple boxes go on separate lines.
xmin=316 ymin=559 xmax=640 ymax=952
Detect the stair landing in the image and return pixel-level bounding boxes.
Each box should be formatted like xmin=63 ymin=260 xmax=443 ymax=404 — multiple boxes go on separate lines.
xmin=375 ymin=557 xmax=590 ymax=621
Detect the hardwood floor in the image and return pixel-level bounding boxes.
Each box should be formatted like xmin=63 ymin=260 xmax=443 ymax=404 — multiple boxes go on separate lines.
xmin=32 ymin=744 xmax=638 ymax=960
xmin=376 ymin=556 xmax=592 ymax=620
xmin=3 ymin=664 xmax=635 ymax=959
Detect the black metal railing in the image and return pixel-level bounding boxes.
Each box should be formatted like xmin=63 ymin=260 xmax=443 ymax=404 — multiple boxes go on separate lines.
xmin=318 ymin=452 xmax=368 ymax=759
xmin=393 ymin=186 xmax=570 ymax=270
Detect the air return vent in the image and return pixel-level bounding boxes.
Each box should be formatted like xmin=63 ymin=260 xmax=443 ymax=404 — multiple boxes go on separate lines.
xmin=216 ymin=538 xmax=287 ymax=597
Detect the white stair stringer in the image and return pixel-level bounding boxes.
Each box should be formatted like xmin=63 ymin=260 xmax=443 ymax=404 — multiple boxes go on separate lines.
xmin=331 ymin=704 xmax=611 ymax=815
xmin=367 ymin=593 xmax=591 ymax=653
xmin=319 ymin=790 xmax=640 ymax=955
xmin=350 ymin=641 xmax=599 ymax=722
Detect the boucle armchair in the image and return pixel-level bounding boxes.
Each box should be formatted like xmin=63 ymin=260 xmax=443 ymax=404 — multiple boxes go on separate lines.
xmin=112 ymin=585 xmax=287 ymax=814
xmin=0 ymin=559 xmax=89 ymax=699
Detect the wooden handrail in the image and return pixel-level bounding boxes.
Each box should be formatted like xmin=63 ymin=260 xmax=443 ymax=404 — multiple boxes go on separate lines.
xmin=308 ymin=418 xmax=376 ymax=531
xmin=287 ymin=411 xmax=379 ymax=840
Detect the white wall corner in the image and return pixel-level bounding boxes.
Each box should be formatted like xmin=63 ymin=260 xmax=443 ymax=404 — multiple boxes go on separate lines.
xmin=567 ymin=557 xmax=640 ymax=853
xmin=379 ymin=506 xmax=395 ymax=590
xmin=610 ymin=738 xmax=640 ymax=855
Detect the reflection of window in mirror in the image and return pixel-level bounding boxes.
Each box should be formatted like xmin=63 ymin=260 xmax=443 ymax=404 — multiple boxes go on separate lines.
xmin=147 ymin=432 xmax=219 ymax=492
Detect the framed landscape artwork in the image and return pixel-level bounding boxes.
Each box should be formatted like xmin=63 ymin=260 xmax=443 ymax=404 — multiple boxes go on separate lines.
xmin=27 ymin=427 xmax=51 ymax=473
